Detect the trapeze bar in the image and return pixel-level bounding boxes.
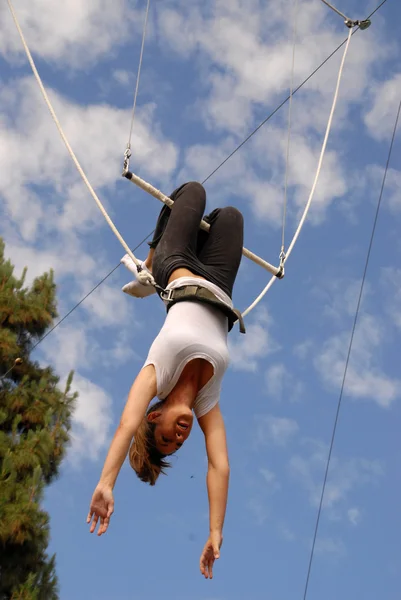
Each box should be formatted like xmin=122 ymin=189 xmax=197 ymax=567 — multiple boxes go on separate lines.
xmin=124 ymin=170 xmax=283 ymax=278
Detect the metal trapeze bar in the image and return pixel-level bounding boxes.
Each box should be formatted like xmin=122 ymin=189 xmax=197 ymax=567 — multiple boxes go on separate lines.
xmin=123 ymin=170 xmax=283 ymax=278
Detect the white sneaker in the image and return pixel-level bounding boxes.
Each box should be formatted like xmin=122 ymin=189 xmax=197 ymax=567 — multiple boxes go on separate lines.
xmin=120 ymin=254 xmax=157 ymax=298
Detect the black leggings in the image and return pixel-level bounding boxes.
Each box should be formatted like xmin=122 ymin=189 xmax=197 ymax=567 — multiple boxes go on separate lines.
xmin=149 ymin=182 xmax=244 ymax=299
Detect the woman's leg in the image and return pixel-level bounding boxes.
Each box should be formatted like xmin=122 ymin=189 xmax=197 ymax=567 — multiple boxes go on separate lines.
xmin=127 ymin=181 xmax=244 ymax=298
xmin=151 ymin=182 xmax=207 ymax=289
xmin=148 ymin=182 xmax=205 ymax=251
xmin=196 ymin=207 xmax=244 ymax=298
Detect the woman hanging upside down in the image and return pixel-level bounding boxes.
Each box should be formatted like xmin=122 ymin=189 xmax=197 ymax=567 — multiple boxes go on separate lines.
xmin=87 ymin=181 xmax=244 ymax=579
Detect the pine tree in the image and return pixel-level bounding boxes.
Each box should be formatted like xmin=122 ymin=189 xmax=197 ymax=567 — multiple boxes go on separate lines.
xmin=0 ymin=238 xmax=77 ymax=600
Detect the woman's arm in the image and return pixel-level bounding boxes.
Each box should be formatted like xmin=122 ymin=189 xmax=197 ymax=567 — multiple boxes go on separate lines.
xmin=197 ymin=403 xmax=230 ymax=577
xmin=98 ymin=364 xmax=157 ymax=489
xmin=87 ymin=365 xmax=157 ymax=535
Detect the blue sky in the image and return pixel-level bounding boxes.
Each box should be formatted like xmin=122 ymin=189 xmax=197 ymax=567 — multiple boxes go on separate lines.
xmin=1 ymin=0 xmax=400 ymax=599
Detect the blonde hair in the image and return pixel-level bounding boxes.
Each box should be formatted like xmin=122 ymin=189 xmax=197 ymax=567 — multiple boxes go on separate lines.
xmin=129 ymin=400 xmax=171 ymax=486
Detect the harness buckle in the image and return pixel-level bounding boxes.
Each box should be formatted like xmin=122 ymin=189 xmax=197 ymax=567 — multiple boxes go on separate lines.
xmin=160 ymin=288 xmax=175 ymax=302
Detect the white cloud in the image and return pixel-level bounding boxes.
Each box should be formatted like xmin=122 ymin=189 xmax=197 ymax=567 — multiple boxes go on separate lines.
xmin=381 ymin=267 xmax=401 ymax=329
xmin=103 ymin=328 xmax=142 ymax=366
xmin=157 ymin=0 xmax=386 ymax=135
xmin=278 ymin=523 xmax=296 ymax=541
xmin=259 ymin=467 xmax=281 ymax=492
xmin=248 ymin=496 xmax=269 ymax=525
xmin=68 ymin=373 xmax=113 ymax=464
xmin=41 ymin=324 xmax=92 ymax=375
xmin=364 ymin=166 xmax=401 ymax=215
xmin=2 ymin=239 xmax=96 ymax=287
xmin=314 ymin=313 xmax=401 ymax=408
xmin=318 ymin=278 xmax=369 ymax=322
xmin=293 ymin=339 xmax=314 ymax=360
xmin=289 ymin=439 xmax=384 ymax=513
xmin=1 ymin=0 xmax=143 ymax=68
xmin=0 ymin=77 xmax=178 ymax=245
xmin=81 ymin=282 xmax=134 ymax=328
xmin=178 ymin=138 xmax=285 ymax=228
xmin=112 ymin=70 xmax=133 ymax=87
xmin=229 ymin=307 xmax=279 ymax=372
xmin=254 ymin=127 xmax=346 ymax=225
xmin=255 ymin=415 xmax=299 ymax=447
xmin=314 ymin=537 xmax=346 ymax=557
xmin=265 ymin=363 xmax=303 ymax=402
xmin=364 ymin=73 xmax=401 ymax=141
xmin=347 ymin=507 xmax=361 ymax=526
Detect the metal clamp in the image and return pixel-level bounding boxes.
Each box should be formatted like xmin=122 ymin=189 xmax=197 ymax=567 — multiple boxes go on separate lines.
xmin=276 ymin=249 xmax=286 ymax=279
xmin=122 ymin=146 xmax=131 ymax=176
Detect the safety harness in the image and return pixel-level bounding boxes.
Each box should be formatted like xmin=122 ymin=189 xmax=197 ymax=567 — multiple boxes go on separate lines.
xmin=160 ymin=285 xmax=246 ymax=334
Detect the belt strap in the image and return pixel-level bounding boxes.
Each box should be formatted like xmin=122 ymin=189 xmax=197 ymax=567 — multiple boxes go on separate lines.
xmin=162 ymin=285 xmax=246 ymax=334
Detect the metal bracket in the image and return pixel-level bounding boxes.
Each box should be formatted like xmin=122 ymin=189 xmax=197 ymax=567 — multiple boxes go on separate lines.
xmin=358 ymin=19 xmax=371 ymax=30
xmin=276 ymin=250 xmax=286 ymax=279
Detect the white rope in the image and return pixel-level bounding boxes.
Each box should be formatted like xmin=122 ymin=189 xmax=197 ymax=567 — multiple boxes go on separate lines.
xmin=125 ymin=0 xmax=151 ymax=167
xmin=6 ymin=0 xmax=148 ymax=276
xmin=125 ymin=172 xmax=281 ymax=276
xmin=281 ymin=0 xmax=300 ymax=256
xmin=242 ymin=26 xmax=353 ymax=319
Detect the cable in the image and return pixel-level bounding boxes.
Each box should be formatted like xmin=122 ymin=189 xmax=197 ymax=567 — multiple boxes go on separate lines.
xmin=123 ymin=0 xmax=151 ymax=173
xmin=302 ymin=97 xmax=401 ymax=600
xmin=127 ymin=0 xmax=151 ymax=149
xmin=281 ymin=0 xmax=300 ymax=257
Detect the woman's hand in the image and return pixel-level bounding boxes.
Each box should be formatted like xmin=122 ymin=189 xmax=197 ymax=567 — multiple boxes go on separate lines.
xmin=87 ymin=483 xmax=114 ymax=536
xmin=199 ymin=531 xmax=223 ymax=579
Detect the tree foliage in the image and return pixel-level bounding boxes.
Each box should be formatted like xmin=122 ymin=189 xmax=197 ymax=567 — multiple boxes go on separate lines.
xmin=0 ymin=238 xmax=77 ymax=599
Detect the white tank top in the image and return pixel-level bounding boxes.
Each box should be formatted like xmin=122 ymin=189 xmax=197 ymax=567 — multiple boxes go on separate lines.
xmin=143 ymin=277 xmax=231 ymax=418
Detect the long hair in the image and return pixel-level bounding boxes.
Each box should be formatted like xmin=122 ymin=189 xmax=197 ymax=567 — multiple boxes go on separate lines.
xmin=129 ymin=400 xmax=171 ymax=486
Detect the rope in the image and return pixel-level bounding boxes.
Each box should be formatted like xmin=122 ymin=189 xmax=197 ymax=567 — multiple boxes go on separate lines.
xmin=242 ymin=26 xmax=353 ymax=318
xmin=123 ymin=0 xmax=151 ymax=173
xmin=302 ymin=97 xmax=401 ymax=600
xmin=281 ymin=0 xmax=300 ymax=260
xmin=6 ymin=0 xmax=144 ymax=274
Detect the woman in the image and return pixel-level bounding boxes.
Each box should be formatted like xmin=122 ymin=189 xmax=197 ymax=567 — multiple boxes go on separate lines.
xmin=87 ymin=182 xmax=244 ymax=579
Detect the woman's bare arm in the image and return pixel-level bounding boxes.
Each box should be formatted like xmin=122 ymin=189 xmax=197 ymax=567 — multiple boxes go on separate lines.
xmin=98 ymin=364 xmax=157 ymax=489
xmin=198 ymin=403 xmax=230 ymax=535
xmin=87 ymin=365 xmax=157 ymax=535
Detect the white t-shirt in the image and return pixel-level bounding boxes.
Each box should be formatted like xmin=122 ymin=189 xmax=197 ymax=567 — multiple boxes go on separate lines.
xmin=143 ymin=277 xmax=231 ymax=418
